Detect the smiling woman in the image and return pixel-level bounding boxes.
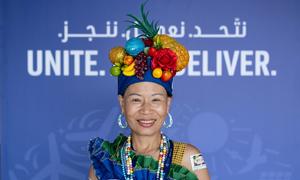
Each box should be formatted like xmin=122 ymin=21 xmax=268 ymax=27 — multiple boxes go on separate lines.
xmin=87 ymin=2 xmax=210 ymax=180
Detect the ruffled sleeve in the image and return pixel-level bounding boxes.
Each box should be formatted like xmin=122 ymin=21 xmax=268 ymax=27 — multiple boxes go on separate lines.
xmin=88 ymin=135 xmax=127 ymax=179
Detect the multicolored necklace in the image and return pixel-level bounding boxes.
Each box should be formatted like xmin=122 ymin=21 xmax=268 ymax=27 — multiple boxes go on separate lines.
xmin=120 ymin=134 xmax=168 ymax=180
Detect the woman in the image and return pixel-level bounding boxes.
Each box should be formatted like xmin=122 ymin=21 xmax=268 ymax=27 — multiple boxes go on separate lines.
xmin=88 ymin=3 xmax=210 ymax=180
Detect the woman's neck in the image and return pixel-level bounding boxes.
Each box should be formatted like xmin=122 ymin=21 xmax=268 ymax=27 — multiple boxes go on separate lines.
xmin=131 ymin=132 xmax=162 ymax=155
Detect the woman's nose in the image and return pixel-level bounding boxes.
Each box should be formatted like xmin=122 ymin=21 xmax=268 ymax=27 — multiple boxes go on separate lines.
xmin=140 ymin=101 xmax=151 ymax=114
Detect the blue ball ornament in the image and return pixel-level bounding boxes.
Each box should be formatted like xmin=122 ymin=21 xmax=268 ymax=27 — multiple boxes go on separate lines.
xmin=125 ymin=38 xmax=145 ymax=56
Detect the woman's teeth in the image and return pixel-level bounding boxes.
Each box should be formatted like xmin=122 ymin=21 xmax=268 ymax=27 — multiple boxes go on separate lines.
xmin=137 ymin=119 xmax=155 ymax=127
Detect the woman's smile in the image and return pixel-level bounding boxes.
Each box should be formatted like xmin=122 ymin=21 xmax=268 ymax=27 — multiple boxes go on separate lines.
xmin=137 ymin=119 xmax=157 ymax=128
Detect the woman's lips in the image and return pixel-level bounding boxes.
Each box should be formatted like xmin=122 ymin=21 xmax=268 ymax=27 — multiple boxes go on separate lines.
xmin=137 ymin=119 xmax=156 ymax=128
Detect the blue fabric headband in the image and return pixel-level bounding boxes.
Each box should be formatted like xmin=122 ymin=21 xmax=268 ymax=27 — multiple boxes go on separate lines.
xmin=118 ymin=58 xmax=173 ymax=96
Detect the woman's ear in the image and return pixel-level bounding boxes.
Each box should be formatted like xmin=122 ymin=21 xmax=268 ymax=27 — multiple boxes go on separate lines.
xmin=118 ymin=95 xmax=125 ymax=113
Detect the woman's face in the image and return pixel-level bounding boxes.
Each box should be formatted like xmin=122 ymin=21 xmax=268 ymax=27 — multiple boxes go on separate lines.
xmin=118 ymin=82 xmax=172 ymax=136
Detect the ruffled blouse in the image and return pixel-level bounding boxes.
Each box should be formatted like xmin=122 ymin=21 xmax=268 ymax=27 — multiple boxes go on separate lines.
xmin=88 ymin=134 xmax=198 ymax=180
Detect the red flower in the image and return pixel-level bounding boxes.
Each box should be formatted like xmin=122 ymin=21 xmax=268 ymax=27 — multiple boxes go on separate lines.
xmin=151 ymin=48 xmax=177 ymax=72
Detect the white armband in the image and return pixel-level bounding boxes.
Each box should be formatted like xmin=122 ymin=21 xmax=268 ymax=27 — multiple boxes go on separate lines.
xmin=190 ymin=153 xmax=207 ymax=171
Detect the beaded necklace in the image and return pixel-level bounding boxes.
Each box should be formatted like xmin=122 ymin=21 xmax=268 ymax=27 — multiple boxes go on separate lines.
xmin=120 ymin=134 xmax=168 ymax=180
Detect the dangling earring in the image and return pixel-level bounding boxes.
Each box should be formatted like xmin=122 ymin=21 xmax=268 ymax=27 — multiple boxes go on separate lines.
xmin=118 ymin=113 xmax=127 ymax=128
xmin=163 ymin=112 xmax=173 ymax=128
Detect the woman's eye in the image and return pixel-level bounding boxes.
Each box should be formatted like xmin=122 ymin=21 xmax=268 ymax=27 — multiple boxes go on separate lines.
xmin=132 ymin=98 xmax=141 ymax=102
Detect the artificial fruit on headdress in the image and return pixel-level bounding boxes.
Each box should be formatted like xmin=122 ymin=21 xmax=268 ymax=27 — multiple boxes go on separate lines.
xmin=109 ymin=1 xmax=189 ymax=81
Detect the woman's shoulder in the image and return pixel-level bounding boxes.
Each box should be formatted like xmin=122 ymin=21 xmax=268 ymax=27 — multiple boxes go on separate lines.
xmin=181 ymin=143 xmax=202 ymax=168
xmin=183 ymin=143 xmax=201 ymax=158
xmin=172 ymin=141 xmax=202 ymax=166
xmin=172 ymin=141 xmax=210 ymax=179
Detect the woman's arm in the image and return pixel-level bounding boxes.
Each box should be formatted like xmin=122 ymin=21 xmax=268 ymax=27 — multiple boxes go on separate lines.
xmin=181 ymin=144 xmax=210 ymax=180
xmin=88 ymin=165 xmax=98 ymax=180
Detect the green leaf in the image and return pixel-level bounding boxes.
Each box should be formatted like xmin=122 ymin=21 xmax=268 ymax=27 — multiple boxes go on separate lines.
xmin=125 ymin=1 xmax=159 ymax=38
xmin=127 ymin=14 xmax=143 ymax=26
